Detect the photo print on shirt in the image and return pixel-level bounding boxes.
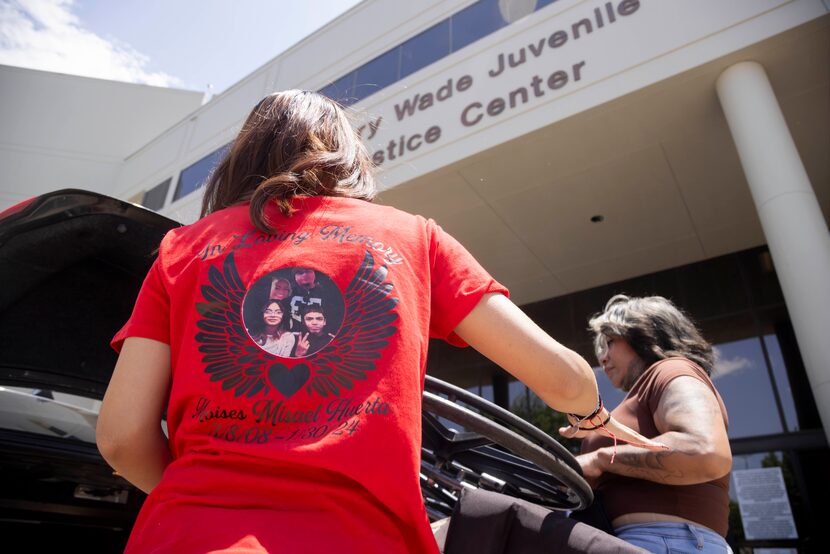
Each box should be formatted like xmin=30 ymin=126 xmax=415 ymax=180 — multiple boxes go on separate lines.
xmin=242 ymin=266 xmax=345 ymax=359
xmin=194 ymin=251 xmax=398 ymax=400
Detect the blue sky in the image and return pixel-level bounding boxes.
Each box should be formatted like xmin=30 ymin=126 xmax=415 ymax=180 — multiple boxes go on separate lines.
xmin=0 ymin=0 xmax=362 ymax=93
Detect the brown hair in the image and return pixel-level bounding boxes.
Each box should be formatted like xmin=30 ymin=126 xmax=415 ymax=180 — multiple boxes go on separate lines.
xmin=588 ymin=294 xmax=715 ymax=375
xmin=200 ymin=90 xmax=376 ymax=232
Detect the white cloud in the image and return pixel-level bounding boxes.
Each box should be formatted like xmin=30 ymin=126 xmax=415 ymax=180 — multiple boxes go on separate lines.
xmin=0 ymin=0 xmax=181 ymax=87
xmin=712 ymin=347 xmax=753 ymax=380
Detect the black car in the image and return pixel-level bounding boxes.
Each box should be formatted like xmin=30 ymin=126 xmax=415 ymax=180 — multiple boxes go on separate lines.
xmin=0 ymin=189 xmax=590 ymax=552
xmin=0 ymin=190 xmax=178 ymax=550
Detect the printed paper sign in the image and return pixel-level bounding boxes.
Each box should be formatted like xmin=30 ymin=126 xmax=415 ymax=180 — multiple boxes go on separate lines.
xmin=733 ymin=467 xmax=797 ymax=541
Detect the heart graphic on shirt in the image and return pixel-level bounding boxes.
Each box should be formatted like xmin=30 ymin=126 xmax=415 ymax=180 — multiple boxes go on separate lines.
xmin=268 ymin=362 xmax=310 ymax=398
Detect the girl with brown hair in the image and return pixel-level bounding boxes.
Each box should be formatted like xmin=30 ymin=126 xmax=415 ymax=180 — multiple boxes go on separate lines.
xmin=97 ymin=90 xmax=661 ymax=553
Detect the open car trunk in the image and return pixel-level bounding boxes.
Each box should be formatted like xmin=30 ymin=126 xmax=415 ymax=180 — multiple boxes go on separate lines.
xmin=0 ymin=189 xmax=178 ymax=548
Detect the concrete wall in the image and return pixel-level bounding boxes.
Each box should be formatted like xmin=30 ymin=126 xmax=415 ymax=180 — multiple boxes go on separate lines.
xmin=0 ymin=64 xmax=203 ymax=210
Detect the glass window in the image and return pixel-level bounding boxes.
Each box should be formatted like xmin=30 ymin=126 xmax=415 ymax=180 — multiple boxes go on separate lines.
xmin=317 ymin=0 xmax=564 ymax=104
xmin=508 ymin=379 xmax=526 ymax=406
xmin=677 ymin=256 xmax=749 ymax=319
xmin=353 ymin=47 xmax=401 ymax=103
xmin=400 ymin=20 xmax=451 ymax=79
xmin=712 ymin=337 xmax=785 ymax=439
xmin=319 ymin=72 xmax=357 ymax=106
xmin=741 ymin=249 xmax=785 ymax=307
xmin=763 ymin=334 xmax=799 ymax=432
xmin=536 ymin=0 xmax=562 ymax=10
xmin=451 ymin=0 xmax=508 ymax=53
xmin=141 ymin=178 xmax=171 ymax=211
xmin=508 ymin=380 xmax=581 ymax=452
xmin=173 ymin=144 xmax=230 ymax=202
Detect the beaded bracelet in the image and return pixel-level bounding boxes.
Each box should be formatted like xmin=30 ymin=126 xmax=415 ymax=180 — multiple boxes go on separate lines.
xmin=567 ymin=394 xmax=604 ymax=427
xmin=576 ymin=414 xmax=611 ymax=431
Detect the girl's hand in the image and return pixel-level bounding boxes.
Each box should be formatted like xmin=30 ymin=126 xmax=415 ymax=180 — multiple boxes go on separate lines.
xmin=558 ymin=408 xmax=669 ymax=451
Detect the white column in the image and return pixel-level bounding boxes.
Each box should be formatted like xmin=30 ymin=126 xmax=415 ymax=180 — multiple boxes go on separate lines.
xmin=717 ymin=61 xmax=830 ymax=443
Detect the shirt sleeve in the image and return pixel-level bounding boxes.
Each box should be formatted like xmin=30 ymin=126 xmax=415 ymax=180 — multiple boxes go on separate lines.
xmin=110 ymin=255 xmax=171 ymax=353
xmin=645 ymin=358 xmax=712 ymax=413
xmin=427 ymin=219 xmax=508 ymax=346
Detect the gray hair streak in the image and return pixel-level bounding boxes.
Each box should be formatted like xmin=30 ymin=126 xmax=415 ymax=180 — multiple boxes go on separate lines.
xmin=588 ymin=294 xmax=714 ymax=375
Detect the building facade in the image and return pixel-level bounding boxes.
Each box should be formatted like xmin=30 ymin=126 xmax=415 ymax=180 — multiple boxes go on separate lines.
xmin=3 ymin=0 xmax=829 ymax=549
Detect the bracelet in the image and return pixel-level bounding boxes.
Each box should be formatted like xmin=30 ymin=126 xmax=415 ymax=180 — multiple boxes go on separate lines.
xmin=578 ymin=414 xmax=611 ymax=431
xmin=567 ymin=393 xmax=604 ymax=426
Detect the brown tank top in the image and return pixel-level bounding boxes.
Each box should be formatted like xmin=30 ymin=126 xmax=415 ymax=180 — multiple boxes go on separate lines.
xmin=580 ymin=357 xmax=731 ymax=536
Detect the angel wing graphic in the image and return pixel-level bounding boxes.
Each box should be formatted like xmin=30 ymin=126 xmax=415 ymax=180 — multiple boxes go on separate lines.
xmin=305 ymin=250 xmax=398 ymax=397
xmin=194 ymin=250 xmax=398 ymax=399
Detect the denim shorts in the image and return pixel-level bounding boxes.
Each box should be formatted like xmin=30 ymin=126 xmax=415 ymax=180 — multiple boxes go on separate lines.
xmin=615 ymin=522 xmax=733 ymax=553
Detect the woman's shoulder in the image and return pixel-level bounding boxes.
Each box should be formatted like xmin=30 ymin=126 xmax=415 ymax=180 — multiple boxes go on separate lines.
xmin=651 ymin=357 xmax=708 ymax=375
xmin=646 ymin=357 xmax=714 ymax=391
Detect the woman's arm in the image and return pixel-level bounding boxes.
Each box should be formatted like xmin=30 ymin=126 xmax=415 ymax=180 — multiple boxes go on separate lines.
xmin=96 ymin=337 xmax=172 ymax=493
xmin=575 ymin=375 xmax=732 ymax=486
xmin=454 ymin=293 xmax=665 ymax=448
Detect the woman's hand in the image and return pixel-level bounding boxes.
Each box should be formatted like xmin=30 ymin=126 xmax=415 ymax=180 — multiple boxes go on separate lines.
xmin=575 ymin=452 xmax=604 ymax=488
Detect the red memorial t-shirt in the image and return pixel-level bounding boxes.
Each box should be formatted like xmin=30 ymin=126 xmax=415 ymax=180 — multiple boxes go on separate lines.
xmin=112 ymin=196 xmax=507 ymax=553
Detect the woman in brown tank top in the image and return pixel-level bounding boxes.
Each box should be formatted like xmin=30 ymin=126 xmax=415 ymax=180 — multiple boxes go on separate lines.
xmin=560 ymin=294 xmax=733 ymax=553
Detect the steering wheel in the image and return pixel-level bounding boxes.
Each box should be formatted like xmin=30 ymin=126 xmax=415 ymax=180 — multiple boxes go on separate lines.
xmin=420 ymin=375 xmax=593 ymax=520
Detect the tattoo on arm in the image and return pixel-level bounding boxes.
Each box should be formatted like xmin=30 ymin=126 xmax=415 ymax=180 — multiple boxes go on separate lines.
xmin=658 ymin=377 xmax=723 ymax=439
xmin=611 ymin=448 xmax=683 ymax=481
xmin=601 ymin=376 xmax=728 ymax=485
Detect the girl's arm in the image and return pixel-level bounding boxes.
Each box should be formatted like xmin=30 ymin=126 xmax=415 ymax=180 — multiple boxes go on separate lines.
xmin=97 ymin=337 xmax=172 ymax=493
xmin=454 ymin=293 xmax=664 ymax=449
